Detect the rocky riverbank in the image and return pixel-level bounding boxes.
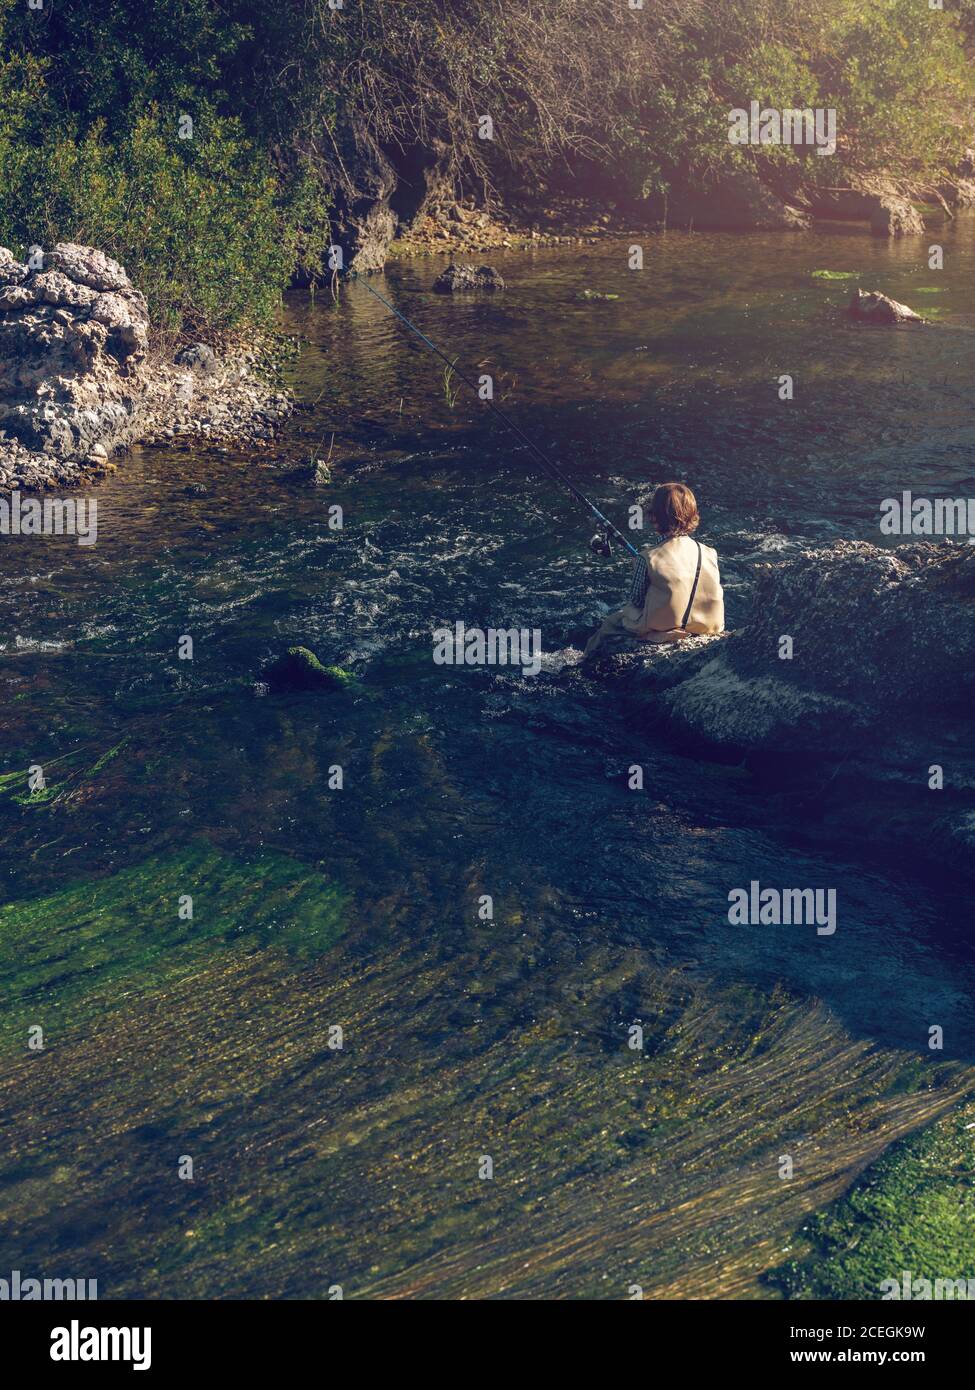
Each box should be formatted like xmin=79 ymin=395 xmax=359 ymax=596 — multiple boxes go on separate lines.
xmin=390 ymin=194 xmax=652 ymax=260
xmin=0 ymin=244 xmax=293 ymax=492
xmin=353 ymin=157 xmax=975 ymax=270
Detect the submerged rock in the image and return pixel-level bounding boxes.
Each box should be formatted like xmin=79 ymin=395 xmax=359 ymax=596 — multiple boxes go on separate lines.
xmin=432 ymin=263 xmax=506 ymax=293
xmin=848 ymin=289 xmax=924 ymax=325
xmin=264 ymin=646 xmax=354 ymax=692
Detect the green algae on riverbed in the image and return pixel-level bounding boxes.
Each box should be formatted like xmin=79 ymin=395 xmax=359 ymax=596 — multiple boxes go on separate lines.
xmin=0 ymin=844 xmax=347 ymax=1050
xmin=769 ymin=1101 xmax=975 ymax=1300
xmin=0 ymin=740 xmax=128 ymax=808
xmin=1 ymin=924 xmax=971 ymax=1299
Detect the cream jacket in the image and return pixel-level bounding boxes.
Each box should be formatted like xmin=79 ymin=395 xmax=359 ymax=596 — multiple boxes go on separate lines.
xmin=620 ymin=534 xmax=724 ymax=643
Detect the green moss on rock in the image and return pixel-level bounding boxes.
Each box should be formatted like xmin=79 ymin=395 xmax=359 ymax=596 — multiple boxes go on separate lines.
xmin=264 ymin=646 xmax=353 ymax=692
xmin=769 ymin=1102 xmax=975 ymax=1299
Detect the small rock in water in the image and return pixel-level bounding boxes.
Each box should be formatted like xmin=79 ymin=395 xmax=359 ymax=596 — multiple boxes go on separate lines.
xmin=432 ymin=263 xmax=506 ymax=293
xmin=848 ymin=288 xmax=924 ymax=324
xmin=263 ymin=646 xmax=354 ymax=693
xmin=574 ymin=289 xmax=620 ymax=302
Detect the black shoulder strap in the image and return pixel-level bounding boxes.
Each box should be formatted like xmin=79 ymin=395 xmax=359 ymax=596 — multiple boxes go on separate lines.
xmin=680 ymin=539 xmax=703 ymax=630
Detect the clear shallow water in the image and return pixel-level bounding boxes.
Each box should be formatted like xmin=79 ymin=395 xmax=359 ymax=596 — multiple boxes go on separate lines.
xmin=2 ymin=223 xmax=975 ymax=1297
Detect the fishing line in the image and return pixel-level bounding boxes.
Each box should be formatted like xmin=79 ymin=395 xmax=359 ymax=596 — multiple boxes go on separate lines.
xmin=349 ymin=273 xmax=641 ymax=559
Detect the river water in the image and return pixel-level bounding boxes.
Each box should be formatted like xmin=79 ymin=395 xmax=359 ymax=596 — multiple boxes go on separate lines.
xmin=2 ymin=223 xmax=974 ymax=1298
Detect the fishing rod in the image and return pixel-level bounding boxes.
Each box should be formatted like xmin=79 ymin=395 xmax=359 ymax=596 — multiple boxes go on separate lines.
xmin=348 ymin=272 xmax=641 ymax=559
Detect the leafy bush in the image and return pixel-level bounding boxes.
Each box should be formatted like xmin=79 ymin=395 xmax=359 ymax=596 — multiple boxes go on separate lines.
xmin=712 ymin=0 xmax=970 ymax=186
xmin=814 ymin=0 xmax=971 ymax=180
xmin=0 ymin=0 xmax=329 ymax=336
xmin=3 ymin=108 xmax=311 ymax=333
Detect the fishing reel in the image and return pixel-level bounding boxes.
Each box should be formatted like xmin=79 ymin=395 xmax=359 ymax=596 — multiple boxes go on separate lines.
xmin=589 ymin=529 xmax=613 ymax=558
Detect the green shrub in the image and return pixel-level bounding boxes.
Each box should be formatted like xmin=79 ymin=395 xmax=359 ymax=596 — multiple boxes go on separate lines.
xmin=0 ymin=0 xmax=330 ymax=336
xmin=4 ymin=108 xmax=306 ymax=332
